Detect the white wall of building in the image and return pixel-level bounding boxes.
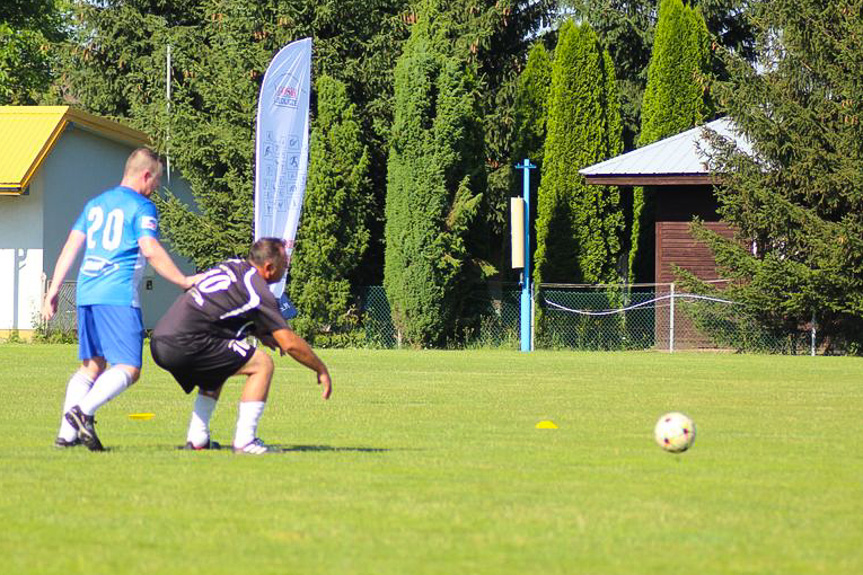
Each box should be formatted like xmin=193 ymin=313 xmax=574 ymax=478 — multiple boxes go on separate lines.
xmin=0 ymin=171 xmax=45 ymax=330
xmin=0 ymin=121 xmax=198 ymax=333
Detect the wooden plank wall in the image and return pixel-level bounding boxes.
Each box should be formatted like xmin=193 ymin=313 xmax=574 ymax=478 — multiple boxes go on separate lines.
xmin=654 ymin=185 xmax=735 ymax=284
xmin=655 ymin=221 xmax=735 ymax=283
xmin=653 ymin=185 xmax=736 ymax=349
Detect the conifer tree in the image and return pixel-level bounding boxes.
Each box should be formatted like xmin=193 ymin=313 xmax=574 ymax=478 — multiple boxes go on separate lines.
xmin=384 ymin=16 xmax=486 ymax=347
xmin=563 ymin=0 xmax=755 ymax=149
xmin=512 ymin=42 xmax=552 ymax=183
xmin=288 ymin=75 xmax=372 ymax=342
xmin=687 ymin=0 xmax=863 ymax=352
xmin=53 ymin=0 xmax=410 ymax=269
xmin=533 ymin=21 xmax=624 ymax=287
xmin=405 ymin=0 xmax=557 ymax=275
xmin=629 ymin=0 xmax=711 ymax=283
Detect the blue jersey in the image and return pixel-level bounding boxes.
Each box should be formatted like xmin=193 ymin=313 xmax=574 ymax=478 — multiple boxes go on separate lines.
xmin=73 ymin=186 xmax=160 ymax=307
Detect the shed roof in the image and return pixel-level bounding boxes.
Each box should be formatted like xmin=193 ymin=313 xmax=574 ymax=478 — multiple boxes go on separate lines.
xmin=579 ymin=117 xmax=751 ymax=185
xmin=0 ymin=106 xmax=150 ymax=195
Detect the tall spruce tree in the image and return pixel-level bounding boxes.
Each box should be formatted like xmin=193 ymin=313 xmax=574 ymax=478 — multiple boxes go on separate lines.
xmin=406 ymin=0 xmax=557 ymax=275
xmin=508 ymin=42 xmax=552 ymax=281
xmin=563 ymin=0 xmax=755 ymax=150
xmin=628 ymin=0 xmax=711 ymax=283
xmin=533 ymin=21 xmax=624 ymax=287
xmin=288 ymin=75 xmax=372 ymax=343
xmin=383 ymin=15 xmax=487 ymax=347
xmin=53 ymin=0 xmax=410 ymax=270
xmin=511 ymin=42 xmax=552 ymax=183
xmin=687 ymin=0 xmax=863 ymax=353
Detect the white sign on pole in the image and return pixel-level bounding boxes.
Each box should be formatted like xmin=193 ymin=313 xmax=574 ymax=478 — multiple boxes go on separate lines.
xmin=254 ymin=37 xmax=312 ymax=299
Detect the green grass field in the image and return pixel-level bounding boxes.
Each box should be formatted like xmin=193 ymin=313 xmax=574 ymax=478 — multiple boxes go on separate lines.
xmin=0 ymin=345 xmax=861 ymax=574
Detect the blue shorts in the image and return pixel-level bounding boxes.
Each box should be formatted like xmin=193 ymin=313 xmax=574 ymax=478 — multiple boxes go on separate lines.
xmin=77 ymin=305 xmax=145 ymax=367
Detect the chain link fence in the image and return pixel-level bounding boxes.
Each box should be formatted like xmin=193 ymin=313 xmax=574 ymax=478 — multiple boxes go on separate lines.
xmin=44 ymin=281 xmax=78 ymax=336
xmin=538 ymin=285 xmax=656 ymax=351
xmin=358 ymin=283 xmax=820 ymax=354
xmin=360 ymin=286 xmax=398 ymax=348
xmin=34 ymin=281 xmax=818 ymax=353
xmin=358 ymin=285 xmax=522 ymax=349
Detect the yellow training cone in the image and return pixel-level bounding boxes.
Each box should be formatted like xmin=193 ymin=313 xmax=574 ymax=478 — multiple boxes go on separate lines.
xmin=128 ymin=413 xmax=155 ymax=421
xmin=536 ymin=420 xmax=558 ymax=429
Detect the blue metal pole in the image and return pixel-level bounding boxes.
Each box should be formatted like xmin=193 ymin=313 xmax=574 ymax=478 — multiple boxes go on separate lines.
xmin=517 ymin=159 xmax=536 ymax=352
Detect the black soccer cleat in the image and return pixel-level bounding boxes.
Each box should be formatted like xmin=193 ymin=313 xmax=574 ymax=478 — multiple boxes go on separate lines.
xmin=65 ymin=405 xmax=105 ymax=452
xmin=54 ymin=436 xmax=81 ymax=448
xmin=183 ymin=439 xmax=221 ymax=451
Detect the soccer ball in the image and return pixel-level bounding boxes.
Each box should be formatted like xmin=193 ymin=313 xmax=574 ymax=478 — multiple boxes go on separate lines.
xmin=654 ymin=412 xmax=696 ymax=453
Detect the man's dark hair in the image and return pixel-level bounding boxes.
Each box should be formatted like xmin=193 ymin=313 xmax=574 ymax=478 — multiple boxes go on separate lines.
xmin=249 ymin=237 xmax=287 ymax=266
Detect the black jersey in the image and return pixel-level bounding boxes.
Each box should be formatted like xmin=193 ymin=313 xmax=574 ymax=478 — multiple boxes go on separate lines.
xmin=154 ymin=259 xmax=287 ymax=342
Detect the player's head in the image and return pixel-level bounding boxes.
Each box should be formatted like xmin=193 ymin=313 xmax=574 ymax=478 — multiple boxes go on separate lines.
xmin=122 ymin=148 xmax=163 ymax=197
xmin=249 ymin=237 xmax=288 ymax=284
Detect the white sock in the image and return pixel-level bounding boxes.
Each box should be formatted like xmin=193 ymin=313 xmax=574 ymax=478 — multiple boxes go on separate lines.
xmin=187 ymin=393 xmax=218 ymax=447
xmin=233 ymin=401 xmax=266 ymax=448
xmin=77 ymin=367 xmax=133 ymax=416
xmin=58 ymin=372 xmax=94 ymax=441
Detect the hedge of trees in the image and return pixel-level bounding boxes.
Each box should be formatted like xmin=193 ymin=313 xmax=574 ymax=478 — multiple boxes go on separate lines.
xmin=7 ymin=0 xmax=862 ymax=350
xmin=288 ymin=75 xmax=372 ymax=344
xmin=383 ymin=13 xmax=486 ymax=347
xmin=629 ymin=0 xmax=711 ymax=284
xmin=533 ymin=21 xmax=623 ymax=287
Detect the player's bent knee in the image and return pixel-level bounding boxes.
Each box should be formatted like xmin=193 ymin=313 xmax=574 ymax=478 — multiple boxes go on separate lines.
xmin=117 ymin=365 xmax=141 ymax=384
xmin=81 ymin=357 xmax=107 ymax=378
xmin=258 ymin=349 xmax=275 ymax=376
xmin=239 ymin=348 xmax=274 ymax=377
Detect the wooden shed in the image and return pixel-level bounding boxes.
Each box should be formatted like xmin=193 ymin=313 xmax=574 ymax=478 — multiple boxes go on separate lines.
xmin=579 ymin=118 xmax=750 ymax=349
xmin=580 ymin=117 xmax=747 ymax=285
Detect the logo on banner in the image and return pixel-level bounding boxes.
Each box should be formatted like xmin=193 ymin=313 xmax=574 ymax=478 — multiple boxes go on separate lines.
xmin=273 ymin=73 xmax=302 ymax=108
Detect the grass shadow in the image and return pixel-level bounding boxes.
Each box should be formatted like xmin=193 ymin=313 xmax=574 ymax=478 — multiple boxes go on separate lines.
xmin=271 ymin=444 xmax=391 ymax=453
xmin=173 ymin=443 xmax=393 ymax=453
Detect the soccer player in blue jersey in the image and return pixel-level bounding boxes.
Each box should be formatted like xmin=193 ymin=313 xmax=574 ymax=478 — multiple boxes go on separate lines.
xmin=42 ymin=148 xmax=200 ymax=451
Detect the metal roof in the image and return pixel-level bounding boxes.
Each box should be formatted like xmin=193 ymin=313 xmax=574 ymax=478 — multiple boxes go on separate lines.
xmin=0 ymin=106 xmax=150 ymax=195
xmin=579 ymin=117 xmax=751 ymax=185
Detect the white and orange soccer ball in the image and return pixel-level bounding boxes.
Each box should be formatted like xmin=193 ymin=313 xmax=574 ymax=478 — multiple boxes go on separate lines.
xmin=654 ymin=412 xmax=696 ymax=453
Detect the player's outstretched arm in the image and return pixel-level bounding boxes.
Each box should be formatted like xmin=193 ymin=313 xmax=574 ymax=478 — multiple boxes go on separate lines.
xmin=42 ymin=230 xmax=86 ymax=321
xmin=271 ymin=328 xmax=332 ymax=400
xmin=138 ymin=236 xmax=200 ymax=290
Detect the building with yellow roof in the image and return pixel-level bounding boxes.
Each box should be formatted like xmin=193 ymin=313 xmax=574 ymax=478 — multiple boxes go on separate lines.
xmin=0 ymin=106 xmax=196 ymax=338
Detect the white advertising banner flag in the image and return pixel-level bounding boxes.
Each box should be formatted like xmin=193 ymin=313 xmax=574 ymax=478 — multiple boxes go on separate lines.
xmin=254 ymin=37 xmax=312 ymax=300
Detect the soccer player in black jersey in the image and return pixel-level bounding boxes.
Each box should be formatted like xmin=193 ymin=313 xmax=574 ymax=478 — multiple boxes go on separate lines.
xmin=150 ymin=237 xmax=332 ymax=454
